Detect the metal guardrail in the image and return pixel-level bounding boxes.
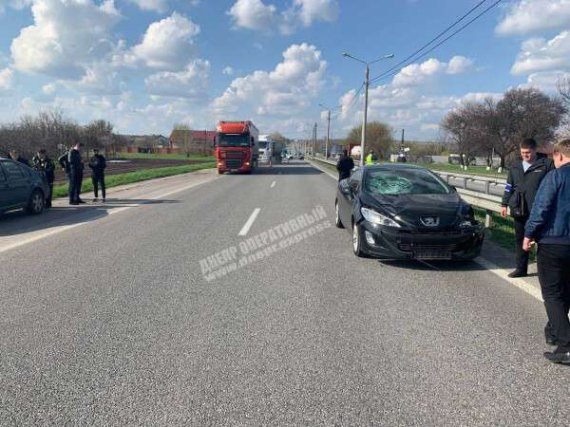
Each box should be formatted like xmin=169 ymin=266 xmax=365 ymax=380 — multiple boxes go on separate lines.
xmin=309 ymin=156 xmax=505 ymax=227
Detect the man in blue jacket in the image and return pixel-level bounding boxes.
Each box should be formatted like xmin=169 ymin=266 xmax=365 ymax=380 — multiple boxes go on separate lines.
xmin=524 ymin=139 xmax=570 ymax=365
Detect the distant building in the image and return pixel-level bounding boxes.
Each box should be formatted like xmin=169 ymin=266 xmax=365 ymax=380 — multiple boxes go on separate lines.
xmin=169 ymin=130 xmax=216 ymax=155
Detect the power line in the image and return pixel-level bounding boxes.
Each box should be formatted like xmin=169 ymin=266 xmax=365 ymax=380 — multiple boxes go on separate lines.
xmin=370 ymin=0 xmax=502 ymax=84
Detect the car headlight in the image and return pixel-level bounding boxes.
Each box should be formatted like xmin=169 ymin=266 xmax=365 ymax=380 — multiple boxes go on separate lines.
xmin=361 ymin=207 xmax=400 ymax=228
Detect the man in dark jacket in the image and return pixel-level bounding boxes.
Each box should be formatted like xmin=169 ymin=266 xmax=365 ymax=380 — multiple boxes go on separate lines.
xmin=32 ymin=149 xmax=55 ymax=208
xmin=336 ymin=149 xmax=354 ymax=181
xmin=68 ymin=142 xmax=84 ymax=205
xmin=523 ymin=139 xmax=570 ymax=365
xmin=88 ymin=148 xmax=106 ymax=202
xmin=500 ymin=138 xmax=554 ymax=277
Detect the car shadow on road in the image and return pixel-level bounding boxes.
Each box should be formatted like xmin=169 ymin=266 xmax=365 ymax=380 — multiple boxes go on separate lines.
xmin=0 ymin=198 xmax=179 ymax=238
xmin=377 ymin=258 xmax=488 ymax=272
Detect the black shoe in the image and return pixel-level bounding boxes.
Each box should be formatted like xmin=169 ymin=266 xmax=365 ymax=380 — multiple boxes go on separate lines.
xmin=508 ymin=270 xmax=527 ymax=278
xmin=543 ymin=347 xmax=570 ymax=365
xmin=545 ymin=325 xmax=558 ymax=346
xmin=77 ymin=199 xmax=86 ymax=204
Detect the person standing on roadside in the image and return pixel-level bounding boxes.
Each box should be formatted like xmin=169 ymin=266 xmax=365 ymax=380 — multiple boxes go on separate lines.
xmin=523 ymin=139 xmax=570 ymax=365
xmin=500 ymin=138 xmax=554 ymax=278
xmin=68 ymin=142 xmax=85 ymax=205
xmin=32 ymin=149 xmax=55 ymax=208
xmin=336 ymin=149 xmax=354 ymax=181
xmin=9 ymin=149 xmax=30 ymax=167
xmin=88 ymin=148 xmax=106 ymax=202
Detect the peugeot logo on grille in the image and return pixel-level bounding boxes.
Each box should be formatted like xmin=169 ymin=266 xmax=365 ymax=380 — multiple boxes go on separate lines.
xmin=420 ymin=216 xmax=440 ymax=227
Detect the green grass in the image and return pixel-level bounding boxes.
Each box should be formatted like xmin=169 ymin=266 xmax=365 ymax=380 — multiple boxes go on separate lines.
xmin=52 ymin=161 xmax=216 ymax=199
xmin=117 ymin=152 xmax=214 ymax=161
xmin=420 ymin=163 xmax=507 ymax=178
xmin=473 ymin=207 xmax=536 ymax=261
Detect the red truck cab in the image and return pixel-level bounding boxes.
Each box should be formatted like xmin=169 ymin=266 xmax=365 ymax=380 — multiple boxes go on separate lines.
xmin=215 ymin=121 xmax=260 ymax=174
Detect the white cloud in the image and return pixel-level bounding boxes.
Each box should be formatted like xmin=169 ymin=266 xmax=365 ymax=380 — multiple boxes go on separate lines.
xmin=127 ymin=0 xmax=169 ymax=13
xmin=145 ymin=59 xmax=210 ymax=98
xmin=212 ymin=43 xmax=326 ymax=117
xmin=131 ymin=12 xmax=200 ymax=70
xmin=0 ymin=68 xmax=14 ymax=91
xmin=523 ymin=70 xmax=570 ymax=92
xmin=11 ymin=0 xmax=121 ymax=79
xmin=42 ymin=83 xmax=57 ymax=95
xmin=496 ymin=0 xmax=570 ymax=36
xmin=222 ymin=66 xmax=234 ymax=75
xmin=393 ymin=58 xmax=445 ymax=87
xmin=446 ymin=56 xmax=473 ymax=75
xmin=293 ymin=0 xmax=339 ymax=26
xmin=227 ymin=0 xmax=277 ymax=31
xmin=336 ymin=55 xmax=495 ymax=140
xmin=511 ymin=31 xmax=570 ymax=75
xmin=227 ymin=0 xmax=338 ymax=34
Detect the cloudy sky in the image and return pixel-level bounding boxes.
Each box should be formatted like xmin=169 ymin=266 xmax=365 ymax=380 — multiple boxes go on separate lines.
xmin=0 ymin=0 xmax=568 ymax=140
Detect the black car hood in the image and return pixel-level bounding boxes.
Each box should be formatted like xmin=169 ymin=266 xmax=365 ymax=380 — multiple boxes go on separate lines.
xmin=361 ymin=191 xmax=464 ymax=229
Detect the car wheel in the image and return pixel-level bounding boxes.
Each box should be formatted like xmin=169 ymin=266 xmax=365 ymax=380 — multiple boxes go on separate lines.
xmin=334 ymin=200 xmax=344 ymax=229
xmin=27 ymin=189 xmax=45 ymax=215
xmin=352 ymin=221 xmax=366 ymax=257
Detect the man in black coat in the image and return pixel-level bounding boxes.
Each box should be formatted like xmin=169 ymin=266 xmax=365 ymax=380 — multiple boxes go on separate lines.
xmin=501 ymin=138 xmax=554 ymax=278
xmin=68 ymin=142 xmax=85 ymax=205
xmin=336 ymin=149 xmax=354 ymax=181
xmin=88 ymin=148 xmax=107 ymax=202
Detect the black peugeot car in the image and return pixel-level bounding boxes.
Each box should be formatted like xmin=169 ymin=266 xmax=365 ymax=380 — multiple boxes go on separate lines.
xmin=335 ymin=164 xmax=484 ymax=260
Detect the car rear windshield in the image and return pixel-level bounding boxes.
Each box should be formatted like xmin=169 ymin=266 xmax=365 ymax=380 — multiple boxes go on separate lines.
xmin=364 ymin=168 xmax=450 ymax=195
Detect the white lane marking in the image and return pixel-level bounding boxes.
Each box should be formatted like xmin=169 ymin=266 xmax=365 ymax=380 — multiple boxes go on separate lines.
xmin=270 ymin=181 xmax=276 ymax=188
xmin=475 ymin=257 xmax=543 ymax=302
xmin=308 ymin=159 xmax=544 ymax=303
xmin=0 ymin=177 xmax=217 ymax=255
xmin=239 ymin=208 xmax=261 ymax=236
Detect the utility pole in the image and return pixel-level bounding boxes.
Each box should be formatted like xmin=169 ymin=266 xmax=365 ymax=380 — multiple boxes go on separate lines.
xmin=361 ymin=65 xmax=369 ymax=167
xmin=343 ymin=52 xmax=394 ymax=167
xmin=313 ymin=122 xmax=317 ymax=156
xmin=400 ymin=129 xmax=405 ymax=152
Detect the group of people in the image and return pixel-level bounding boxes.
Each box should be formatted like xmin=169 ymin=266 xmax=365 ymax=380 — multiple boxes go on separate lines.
xmin=502 ymin=138 xmax=570 ymax=365
xmin=7 ymin=144 xmax=107 ymax=206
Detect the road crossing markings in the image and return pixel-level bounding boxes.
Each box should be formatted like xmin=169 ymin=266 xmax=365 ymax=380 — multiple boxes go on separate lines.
xmin=270 ymin=181 xmax=276 ymax=188
xmin=239 ymin=208 xmax=261 ymax=236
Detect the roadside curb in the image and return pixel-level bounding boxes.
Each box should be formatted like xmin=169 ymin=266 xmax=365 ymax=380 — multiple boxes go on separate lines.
xmin=307 ymin=159 xmax=543 ymax=302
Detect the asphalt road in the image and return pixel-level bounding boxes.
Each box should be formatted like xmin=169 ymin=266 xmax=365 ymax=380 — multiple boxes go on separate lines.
xmin=1 ymin=162 xmax=568 ymax=425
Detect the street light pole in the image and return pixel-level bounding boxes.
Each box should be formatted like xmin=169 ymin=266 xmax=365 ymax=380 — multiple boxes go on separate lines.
xmin=319 ymin=103 xmax=334 ymax=159
xmin=343 ymin=52 xmax=394 ymax=167
xmin=361 ymin=65 xmax=369 ymax=167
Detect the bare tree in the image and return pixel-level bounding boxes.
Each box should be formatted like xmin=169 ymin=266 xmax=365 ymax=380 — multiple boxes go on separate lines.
xmin=441 ymin=88 xmax=566 ymax=168
xmin=174 ymin=123 xmax=193 ymax=157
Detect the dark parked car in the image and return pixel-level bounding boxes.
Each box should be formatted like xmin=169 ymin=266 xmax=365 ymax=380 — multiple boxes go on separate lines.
xmin=335 ymin=164 xmax=484 ymax=260
xmin=0 ymin=157 xmax=50 ymax=215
